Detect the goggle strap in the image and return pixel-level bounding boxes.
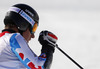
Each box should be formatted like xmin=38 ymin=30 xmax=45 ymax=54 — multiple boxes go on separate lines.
xmin=8 ymin=7 xmax=35 ymax=27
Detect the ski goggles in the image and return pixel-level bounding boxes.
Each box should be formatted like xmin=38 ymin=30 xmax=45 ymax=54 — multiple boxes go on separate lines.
xmin=31 ymin=23 xmax=38 ymax=34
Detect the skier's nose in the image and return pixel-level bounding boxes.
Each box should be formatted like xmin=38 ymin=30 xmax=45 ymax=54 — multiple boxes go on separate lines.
xmin=31 ymin=34 xmax=35 ymax=38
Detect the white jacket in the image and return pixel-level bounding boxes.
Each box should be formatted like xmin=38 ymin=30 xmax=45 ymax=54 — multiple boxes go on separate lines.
xmin=0 ymin=32 xmax=46 ymax=69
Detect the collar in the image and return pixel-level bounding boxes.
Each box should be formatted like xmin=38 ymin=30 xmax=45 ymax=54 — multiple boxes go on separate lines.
xmin=2 ymin=29 xmax=16 ymax=33
xmin=0 ymin=29 xmax=16 ymax=37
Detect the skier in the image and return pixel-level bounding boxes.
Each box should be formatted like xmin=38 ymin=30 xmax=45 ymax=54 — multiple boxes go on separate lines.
xmin=0 ymin=4 xmax=58 ymax=69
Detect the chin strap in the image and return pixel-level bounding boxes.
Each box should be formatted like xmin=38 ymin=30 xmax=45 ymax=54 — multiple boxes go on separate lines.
xmin=18 ymin=29 xmax=24 ymax=35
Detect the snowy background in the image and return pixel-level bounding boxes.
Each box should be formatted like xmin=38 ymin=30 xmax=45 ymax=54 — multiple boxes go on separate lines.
xmin=0 ymin=0 xmax=100 ymax=69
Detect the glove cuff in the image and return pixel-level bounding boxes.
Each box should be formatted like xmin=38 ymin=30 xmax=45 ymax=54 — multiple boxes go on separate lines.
xmin=41 ymin=44 xmax=55 ymax=54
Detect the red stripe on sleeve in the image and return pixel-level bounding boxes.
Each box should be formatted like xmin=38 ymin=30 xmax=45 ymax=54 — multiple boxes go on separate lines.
xmin=0 ymin=31 xmax=10 ymax=37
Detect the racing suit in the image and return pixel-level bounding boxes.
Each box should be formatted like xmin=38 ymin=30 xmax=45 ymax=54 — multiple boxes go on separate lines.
xmin=0 ymin=29 xmax=53 ymax=69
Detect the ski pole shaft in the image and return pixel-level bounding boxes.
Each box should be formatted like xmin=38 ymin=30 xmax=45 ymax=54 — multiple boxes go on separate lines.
xmin=55 ymin=44 xmax=84 ymax=69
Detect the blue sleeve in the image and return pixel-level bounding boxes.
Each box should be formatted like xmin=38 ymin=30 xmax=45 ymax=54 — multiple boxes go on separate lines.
xmin=10 ymin=33 xmax=46 ymax=69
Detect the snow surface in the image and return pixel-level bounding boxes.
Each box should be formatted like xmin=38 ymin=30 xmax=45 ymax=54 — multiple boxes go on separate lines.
xmin=0 ymin=0 xmax=100 ymax=69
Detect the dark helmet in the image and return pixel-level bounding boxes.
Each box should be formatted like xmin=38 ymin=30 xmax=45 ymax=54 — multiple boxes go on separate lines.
xmin=4 ymin=4 xmax=39 ymax=33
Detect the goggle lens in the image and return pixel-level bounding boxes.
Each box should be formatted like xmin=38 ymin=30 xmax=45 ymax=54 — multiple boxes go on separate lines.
xmin=31 ymin=23 xmax=38 ymax=34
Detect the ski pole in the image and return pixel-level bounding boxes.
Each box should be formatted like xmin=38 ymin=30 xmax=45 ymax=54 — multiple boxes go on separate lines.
xmin=55 ymin=44 xmax=84 ymax=69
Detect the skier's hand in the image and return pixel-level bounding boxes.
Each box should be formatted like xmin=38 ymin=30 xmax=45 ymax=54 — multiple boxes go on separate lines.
xmin=38 ymin=30 xmax=58 ymax=53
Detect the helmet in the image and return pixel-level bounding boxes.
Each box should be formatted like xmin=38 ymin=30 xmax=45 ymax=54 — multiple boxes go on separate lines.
xmin=4 ymin=4 xmax=39 ymax=34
